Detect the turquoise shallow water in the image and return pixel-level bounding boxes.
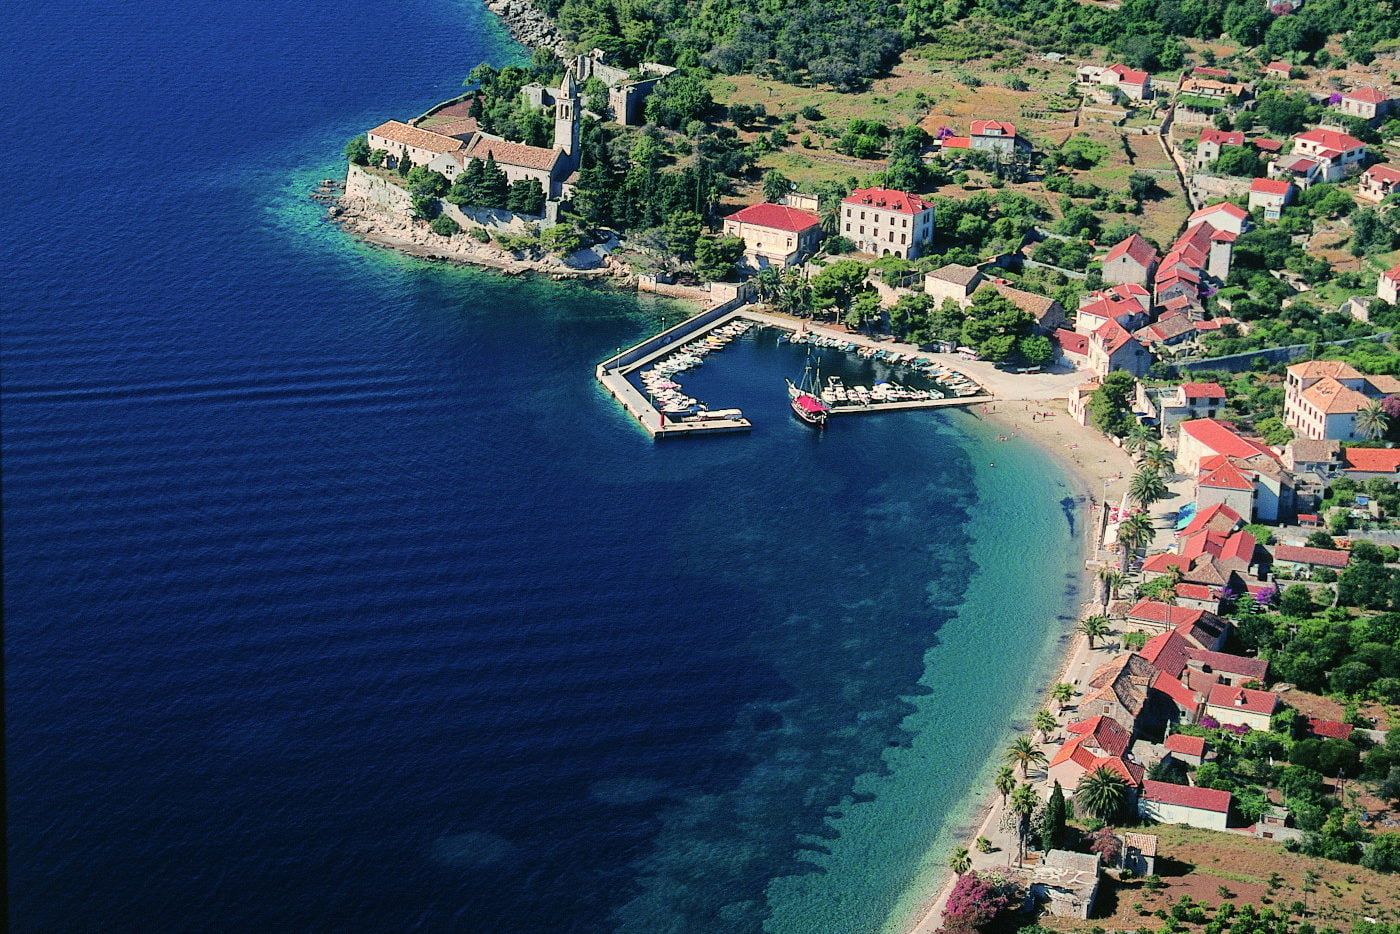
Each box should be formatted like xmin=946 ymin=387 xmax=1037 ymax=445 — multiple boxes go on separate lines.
xmin=4 ymin=2 xmax=1085 ymax=931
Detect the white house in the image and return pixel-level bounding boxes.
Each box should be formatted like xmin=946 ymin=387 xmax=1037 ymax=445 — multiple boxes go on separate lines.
xmin=840 ymin=187 xmax=935 ymax=259
xmin=1248 ymin=177 xmax=1293 ymax=220
xmin=721 ymin=203 xmax=822 ymax=270
xmin=1271 ymin=127 xmax=1368 ymax=187
xmin=1204 ymin=684 xmax=1279 ymax=731
xmin=1381 ymin=263 xmax=1400 ymax=306
xmin=1284 ymin=359 xmax=1400 ymax=441
xmin=1138 ymin=779 xmax=1231 ymax=830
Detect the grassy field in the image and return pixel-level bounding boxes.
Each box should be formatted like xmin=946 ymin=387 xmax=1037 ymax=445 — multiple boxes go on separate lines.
xmin=1037 ymin=824 xmax=1400 ymax=930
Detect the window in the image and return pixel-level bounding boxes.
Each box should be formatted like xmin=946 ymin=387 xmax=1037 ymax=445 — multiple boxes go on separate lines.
xmin=845 ymin=223 xmax=850 ymax=232
xmin=860 ymin=211 xmax=865 ymax=220
xmin=903 ymin=218 xmax=908 ymax=227
xmin=860 ymin=226 xmax=864 ymax=235
xmin=901 ymin=233 xmax=907 ymax=244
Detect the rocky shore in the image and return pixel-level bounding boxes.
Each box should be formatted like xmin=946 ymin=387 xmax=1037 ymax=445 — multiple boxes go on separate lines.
xmin=484 ymin=0 xmax=565 ymax=54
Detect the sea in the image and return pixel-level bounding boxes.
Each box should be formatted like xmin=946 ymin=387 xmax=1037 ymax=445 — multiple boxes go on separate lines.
xmin=2 ymin=1 xmax=1085 ymax=931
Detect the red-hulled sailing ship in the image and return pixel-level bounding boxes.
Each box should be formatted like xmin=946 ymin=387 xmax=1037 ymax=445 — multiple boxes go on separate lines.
xmin=787 ymin=356 xmax=830 ymax=427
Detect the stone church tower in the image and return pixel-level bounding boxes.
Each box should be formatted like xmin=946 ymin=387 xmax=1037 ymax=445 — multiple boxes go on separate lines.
xmin=553 ymin=69 xmax=580 ymax=159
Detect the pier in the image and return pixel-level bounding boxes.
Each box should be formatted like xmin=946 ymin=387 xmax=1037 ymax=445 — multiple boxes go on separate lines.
xmin=595 ymin=305 xmax=993 ymax=439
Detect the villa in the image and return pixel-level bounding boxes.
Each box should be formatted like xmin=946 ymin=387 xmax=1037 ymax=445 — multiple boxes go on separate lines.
xmin=1269 ymin=127 xmax=1367 ymax=187
xmin=721 ymin=202 xmax=822 ymax=271
xmin=1203 ymin=684 xmax=1279 ymax=731
xmin=1283 ymin=359 xmax=1400 ymax=441
xmin=1077 ymin=63 xmax=1153 ymax=102
xmin=1088 ymin=320 xmax=1151 ymax=378
xmin=1155 ymin=382 xmax=1227 ymax=429
xmin=840 ymin=187 xmax=935 ymax=259
xmin=968 ymin=119 xmax=1024 ymax=154
xmin=1175 ymin=418 xmax=1278 ymax=475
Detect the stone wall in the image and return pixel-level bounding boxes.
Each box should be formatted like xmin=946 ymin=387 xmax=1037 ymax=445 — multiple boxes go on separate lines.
xmin=344 ymin=166 xmax=548 ymax=235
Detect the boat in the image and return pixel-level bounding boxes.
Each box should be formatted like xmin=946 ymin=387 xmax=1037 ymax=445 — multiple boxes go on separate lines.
xmin=787 ymin=356 xmax=830 ymax=427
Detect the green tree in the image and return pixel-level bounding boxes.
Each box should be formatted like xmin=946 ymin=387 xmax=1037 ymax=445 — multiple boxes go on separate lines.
xmin=947 ymin=845 xmax=972 ymax=875
xmin=345 ymin=134 xmax=371 ymax=166
xmin=1009 ymin=783 xmax=1040 ymax=866
xmin=1128 ymin=465 xmax=1167 ymax=510
xmin=1127 ymin=172 xmax=1157 ymax=201
xmin=1358 ymin=399 xmax=1389 ymax=441
xmin=644 ymin=73 xmax=713 ymax=129
xmin=1005 ymin=736 xmax=1047 ymax=778
xmin=693 ymin=235 xmax=743 ymax=281
xmin=762 ymin=170 xmax=793 ymax=203
xmin=429 ymin=214 xmax=460 ymax=237
xmin=1305 ymin=529 xmax=1336 ymax=549
xmin=994 ymin=765 xmax=1017 ymax=805
xmin=1040 ymin=781 xmax=1067 ymax=851
xmin=1075 ymin=766 xmax=1128 ymax=821
xmin=1051 ymin=682 xmax=1075 ymax=712
xmin=1117 ymin=512 xmax=1155 ymax=570
xmin=809 ymin=260 xmax=870 ymax=316
xmin=1088 ymin=371 xmax=1137 ymax=437
xmin=506 ymin=177 xmax=545 ymax=216
xmin=479 ymin=155 xmax=508 ymax=208
xmin=407 ymin=165 xmax=450 ymax=197
xmin=663 ymin=209 xmax=704 ymax=261
xmin=1077 ymin=614 xmax=1110 ymax=649
xmin=1034 ymin=709 xmax=1057 ymax=743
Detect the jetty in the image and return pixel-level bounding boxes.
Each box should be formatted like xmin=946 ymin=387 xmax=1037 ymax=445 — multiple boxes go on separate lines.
xmin=596 ymin=305 xmax=993 ymax=439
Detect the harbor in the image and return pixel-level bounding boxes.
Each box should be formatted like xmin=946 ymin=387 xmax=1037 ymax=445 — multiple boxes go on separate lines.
xmin=596 ymin=305 xmax=994 ymax=438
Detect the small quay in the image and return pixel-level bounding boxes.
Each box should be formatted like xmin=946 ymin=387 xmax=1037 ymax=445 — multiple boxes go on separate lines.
xmin=596 ymin=305 xmax=994 ymax=439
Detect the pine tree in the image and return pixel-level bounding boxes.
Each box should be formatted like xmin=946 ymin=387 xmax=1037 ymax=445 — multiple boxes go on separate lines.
xmin=506 ymin=177 xmax=546 ymax=216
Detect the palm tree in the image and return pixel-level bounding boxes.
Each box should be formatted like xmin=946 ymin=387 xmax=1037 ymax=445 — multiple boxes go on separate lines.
xmin=1097 ymin=568 xmax=1126 ymax=608
xmin=1128 ymin=465 xmax=1167 ymax=510
xmin=1034 ymin=709 xmax=1057 ymax=742
xmin=1142 ymin=443 xmax=1174 ymax=475
xmin=1009 ymin=783 xmax=1040 ymax=866
xmin=1077 ymin=614 xmax=1111 ymax=649
xmin=1075 ymin=765 xmax=1128 ymax=821
xmin=994 ymin=765 xmax=1017 ymax=804
xmin=1125 ymin=423 xmax=1155 ymax=457
xmin=1357 ymin=399 xmax=1389 ymax=441
xmin=1051 ymin=682 xmax=1075 ymax=712
xmin=947 ymin=845 xmax=972 ymax=875
xmin=1117 ymin=511 xmax=1155 ymax=570
xmin=1004 ymin=736 xmax=1048 ymax=778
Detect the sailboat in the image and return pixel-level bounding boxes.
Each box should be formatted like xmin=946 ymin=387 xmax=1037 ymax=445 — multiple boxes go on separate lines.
xmin=787 ymin=354 xmax=830 ymax=427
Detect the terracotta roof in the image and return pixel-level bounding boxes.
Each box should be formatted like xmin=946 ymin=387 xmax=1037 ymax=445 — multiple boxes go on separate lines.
xmin=426 ymin=117 xmax=481 ymax=139
xmin=970 ymin=119 xmax=1016 ymax=137
xmin=1180 ymin=419 xmax=1279 ymax=462
xmin=1141 ymin=630 xmax=1191 ymax=678
xmin=929 ymin=263 xmax=983 ymax=287
xmin=1190 ymin=202 xmax=1248 ymax=223
xmin=990 ymin=282 xmax=1059 ymax=321
xmin=1288 ymin=360 xmax=1362 ymax=381
xmin=1207 ymin=684 xmax=1279 ymax=716
xmin=367 ymin=120 xmax=466 ymax=155
xmin=1142 ymin=779 xmax=1231 ymax=813
xmin=1182 ymin=382 xmax=1226 ymax=399
xmin=1164 ymin=733 xmax=1206 ymax=757
xmin=842 ymin=187 xmax=933 ymax=214
xmin=1128 ymin=601 xmax=1202 ymax=627
xmin=1364 ymin=164 xmax=1400 ymax=185
xmin=1052 ymin=329 xmax=1089 ymax=356
xmin=1200 ymin=129 xmax=1245 ymax=147
xmin=1343 ymin=448 xmax=1400 ymax=473
xmin=1093 ymin=319 xmax=1137 ymax=354
xmin=1344 ymin=87 xmax=1390 ymax=104
xmin=1299 ymin=376 xmax=1372 ymax=415
xmin=1175 ymin=582 xmax=1217 ymax=603
xmin=463 ymin=136 xmax=562 ymax=171
xmin=1198 ymin=459 xmax=1255 ymax=492
xmin=1123 ymin=831 xmax=1158 ymax=856
xmin=941 ymin=136 xmax=971 ymax=149
xmin=1108 ymin=64 xmax=1150 ymax=85
xmin=1183 ymin=527 xmax=1257 ymax=565
xmin=1066 ymin=714 xmax=1132 ymax=758
xmin=1251 ymin=177 xmax=1293 ymax=195
xmin=1253 ymin=138 xmax=1283 ymax=153
xmin=1193 ymin=67 xmax=1231 ymax=79
xmin=1295 ymin=127 xmax=1366 ymax=152
xmin=1179 ymin=502 xmax=1242 ymax=537
xmin=1305 ymin=717 xmax=1354 ymax=740
xmin=1153 ymin=671 xmax=1201 ymax=711
xmin=1104 ymin=233 xmax=1159 ymax=268
xmin=1142 ymin=552 xmax=1189 ymax=574
xmin=1177 ymin=611 xmax=1229 ymax=650
xmin=1188 ymin=648 xmax=1268 ymax=681
xmin=724 ymin=202 xmax=821 ymax=233
xmin=1136 ymin=315 xmax=1196 ymax=343
xmin=1384 ymin=263 xmax=1400 ymax=284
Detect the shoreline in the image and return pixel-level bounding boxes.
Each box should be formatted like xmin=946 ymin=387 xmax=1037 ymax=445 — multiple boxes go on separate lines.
xmin=898 ymin=402 xmax=1131 ymax=933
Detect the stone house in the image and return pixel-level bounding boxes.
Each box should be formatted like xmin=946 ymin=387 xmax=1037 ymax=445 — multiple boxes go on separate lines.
xmin=1088 ymin=320 xmax=1152 ymax=378
xmin=1076 ymin=283 xmax=1150 ymax=334
xmin=368 ymin=120 xmax=466 ymax=169
xmin=1204 ymin=684 xmax=1279 ymax=731
xmin=1337 ymin=86 xmax=1395 ymax=124
xmin=1358 ymin=164 xmax=1400 ymax=204
xmin=1030 ymin=850 xmax=1101 ymax=920
xmin=1271 ymin=544 xmax=1349 ymax=578
xmin=985 ymin=281 xmax=1067 ymax=333
xmin=1101 ymin=234 xmax=1159 ymax=287
xmin=840 ymin=188 xmax=935 ymax=259
xmin=923 ymin=263 xmax=983 ymax=308
xmin=1382 ymin=264 xmax=1400 ymax=305
xmin=1194 ymin=129 xmax=1244 ymax=170
xmin=721 ymin=203 xmax=822 ymax=271
xmin=1155 ymin=382 xmax=1227 ymax=430
xmin=968 ymin=119 xmax=1022 ymax=154
xmin=1122 ymin=833 xmax=1158 ymax=877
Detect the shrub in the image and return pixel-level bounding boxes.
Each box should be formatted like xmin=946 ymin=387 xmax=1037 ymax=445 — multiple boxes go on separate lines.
xmin=429 ymin=214 xmax=460 ymax=237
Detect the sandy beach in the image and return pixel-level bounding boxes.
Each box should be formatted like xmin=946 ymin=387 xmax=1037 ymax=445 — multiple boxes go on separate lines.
xmin=900 ymin=400 xmax=1135 ymax=934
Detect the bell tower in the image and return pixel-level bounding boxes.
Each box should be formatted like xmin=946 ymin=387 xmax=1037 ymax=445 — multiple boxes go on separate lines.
xmin=554 ymin=69 xmax=580 ymax=158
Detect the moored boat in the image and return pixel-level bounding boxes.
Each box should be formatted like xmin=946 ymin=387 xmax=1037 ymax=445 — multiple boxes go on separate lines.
xmin=787 ymin=355 xmax=830 ymax=427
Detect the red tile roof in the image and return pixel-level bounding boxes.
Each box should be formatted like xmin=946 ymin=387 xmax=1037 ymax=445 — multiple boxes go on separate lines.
xmin=1128 ymin=601 xmax=1204 ymax=627
xmin=1272 ymin=544 xmax=1349 ymax=568
xmin=368 ymin=119 xmax=467 ymax=155
xmin=1175 ymin=583 xmax=1218 ymax=603
xmin=1142 ymin=630 xmax=1192 ymax=677
xmin=970 ymin=119 xmax=1016 ymax=137
xmin=1104 ymin=233 xmax=1158 ymax=268
xmin=1198 ymin=459 xmax=1256 ymax=492
xmin=1189 ymin=202 xmax=1248 ymax=223
xmin=1142 ymin=552 xmax=1189 ymax=574
xmin=1344 ymin=87 xmax=1390 ymax=104
xmin=1165 ymin=733 xmax=1207 ymax=757
xmin=724 ymin=202 xmax=821 ymax=233
xmin=1253 ymin=138 xmax=1283 ymax=153
xmin=1207 ymin=684 xmax=1279 ymax=715
xmin=1193 ymin=66 xmax=1231 ymax=79
xmin=1180 ymin=418 xmax=1280 ymax=462
xmin=464 ymin=136 xmax=562 ymax=171
xmin=1182 ymin=382 xmax=1226 ymax=399
xmin=1108 ymin=64 xmax=1150 ymax=85
xmin=1051 ymin=329 xmax=1089 ymax=356
xmin=1200 ymin=129 xmax=1245 ymax=147
xmin=1343 ymin=448 xmax=1400 ymax=473
xmin=1153 ymin=671 xmax=1201 ymax=711
xmin=1188 ymin=648 xmax=1268 ymax=681
xmin=1066 ymin=715 xmax=1132 ymax=758
xmin=1295 ymin=127 xmax=1366 ymax=152
xmin=1386 ymin=263 xmax=1400 ymax=285
xmin=1251 ymin=178 xmax=1293 ymax=195
xmin=1364 ymin=164 xmax=1400 ymax=185
xmin=941 ymin=136 xmax=971 ymax=149
xmin=1264 ymin=61 xmax=1292 ymax=74
xmin=1305 ymin=717 xmax=1354 ymax=740
xmin=1182 ymin=528 xmax=1257 ymax=565
xmin=1180 ymin=502 xmax=1243 ymax=537
xmin=1142 ymin=779 xmax=1231 ymax=813
xmin=842 ymin=187 xmax=933 ymax=214
xmin=1093 ymin=319 xmax=1137 ymax=354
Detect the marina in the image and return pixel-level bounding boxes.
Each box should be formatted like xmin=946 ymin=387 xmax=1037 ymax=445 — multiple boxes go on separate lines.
xmin=596 ymin=305 xmax=993 ymax=438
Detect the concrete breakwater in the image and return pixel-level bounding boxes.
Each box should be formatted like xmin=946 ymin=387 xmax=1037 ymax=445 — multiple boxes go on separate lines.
xmin=484 ymin=0 xmax=565 ymax=54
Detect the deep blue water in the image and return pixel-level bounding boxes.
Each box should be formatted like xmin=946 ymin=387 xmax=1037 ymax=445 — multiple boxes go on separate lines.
xmin=2 ymin=3 xmax=1083 ymax=932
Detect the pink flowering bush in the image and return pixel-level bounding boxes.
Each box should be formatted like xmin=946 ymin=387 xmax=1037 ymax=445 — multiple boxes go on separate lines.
xmin=941 ymin=871 xmax=1012 ymax=932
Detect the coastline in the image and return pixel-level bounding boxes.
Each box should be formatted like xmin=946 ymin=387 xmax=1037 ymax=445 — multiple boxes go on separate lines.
xmin=897 ymin=401 xmax=1131 ymax=934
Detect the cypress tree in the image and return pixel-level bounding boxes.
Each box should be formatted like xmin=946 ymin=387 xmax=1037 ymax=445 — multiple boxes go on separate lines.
xmin=481 ymin=154 xmax=509 ymax=210
xmin=1039 ymin=781 xmax=1067 ymax=851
